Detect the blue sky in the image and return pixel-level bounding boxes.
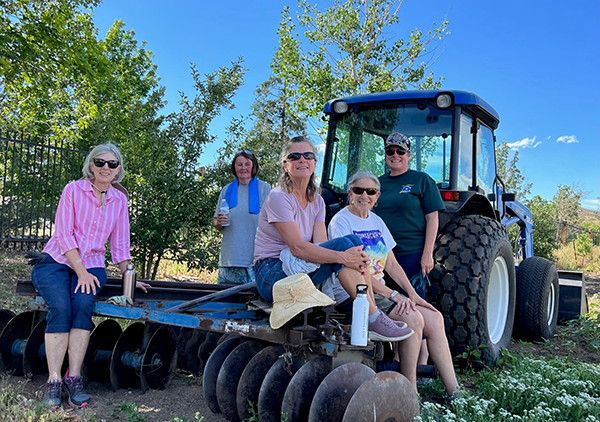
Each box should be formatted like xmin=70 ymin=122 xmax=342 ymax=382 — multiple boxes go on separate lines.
xmin=93 ymin=0 xmax=599 ymax=211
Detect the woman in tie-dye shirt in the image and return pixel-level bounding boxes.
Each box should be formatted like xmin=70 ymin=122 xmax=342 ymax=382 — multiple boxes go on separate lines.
xmin=328 ymin=170 xmax=458 ymax=397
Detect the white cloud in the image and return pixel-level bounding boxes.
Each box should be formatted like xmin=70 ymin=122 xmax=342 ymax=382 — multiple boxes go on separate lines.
xmin=547 ymin=135 xmax=551 ymax=139
xmin=556 ymin=135 xmax=579 ymax=144
xmin=582 ymin=198 xmax=600 ymax=212
xmin=506 ymin=136 xmax=542 ymax=150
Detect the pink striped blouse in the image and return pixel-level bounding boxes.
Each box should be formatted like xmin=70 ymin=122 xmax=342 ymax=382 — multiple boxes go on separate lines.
xmin=43 ymin=179 xmax=131 ymax=269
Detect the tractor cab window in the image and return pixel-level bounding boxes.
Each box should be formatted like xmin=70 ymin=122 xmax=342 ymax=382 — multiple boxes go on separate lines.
xmin=476 ymin=124 xmax=496 ymax=195
xmin=325 ymin=103 xmax=452 ymax=193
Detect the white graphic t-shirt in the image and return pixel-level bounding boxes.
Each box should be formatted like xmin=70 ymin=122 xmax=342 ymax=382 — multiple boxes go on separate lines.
xmin=327 ymin=207 xmax=396 ymax=303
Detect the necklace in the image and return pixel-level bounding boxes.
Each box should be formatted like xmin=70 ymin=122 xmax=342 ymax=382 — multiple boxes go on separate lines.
xmin=89 ymin=181 xmax=108 ymax=206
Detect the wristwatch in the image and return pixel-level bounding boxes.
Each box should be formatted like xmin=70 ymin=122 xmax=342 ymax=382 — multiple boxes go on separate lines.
xmin=390 ymin=290 xmax=399 ymax=299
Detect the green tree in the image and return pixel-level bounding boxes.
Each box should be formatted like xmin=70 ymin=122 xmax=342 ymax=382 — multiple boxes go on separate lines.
xmin=0 ymin=0 xmax=104 ymax=139
xmin=526 ymin=195 xmax=559 ymax=260
xmin=128 ymin=60 xmax=246 ymax=279
xmin=553 ymin=184 xmax=583 ymax=228
xmin=496 ymin=142 xmax=532 ymax=200
xmin=271 ymin=0 xmax=450 ymax=121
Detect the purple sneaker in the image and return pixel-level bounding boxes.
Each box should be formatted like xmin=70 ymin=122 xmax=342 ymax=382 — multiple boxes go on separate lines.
xmin=369 ymin=313 xmax=414 ymax=342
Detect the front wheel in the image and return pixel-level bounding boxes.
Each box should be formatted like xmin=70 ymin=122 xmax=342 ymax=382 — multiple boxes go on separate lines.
xmin=429 ymin=215 xmax=516 ymax=366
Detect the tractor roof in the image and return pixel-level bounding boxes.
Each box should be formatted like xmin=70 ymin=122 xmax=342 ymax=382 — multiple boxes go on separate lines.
xmin=323 ymin=90 xmax=500 ymax=129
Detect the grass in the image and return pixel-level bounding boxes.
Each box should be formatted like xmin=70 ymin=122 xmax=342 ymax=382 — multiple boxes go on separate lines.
xmin=417 ymin=295 xmax=600 ymax=421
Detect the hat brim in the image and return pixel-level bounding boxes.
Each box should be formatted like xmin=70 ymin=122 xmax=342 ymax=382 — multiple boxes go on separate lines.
xmin=269 ymin=289 xmax=335 ymax=329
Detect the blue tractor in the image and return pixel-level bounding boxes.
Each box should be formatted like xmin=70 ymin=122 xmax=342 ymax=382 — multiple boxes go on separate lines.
xmin=319 ymin=90 xmax=582 ymax=365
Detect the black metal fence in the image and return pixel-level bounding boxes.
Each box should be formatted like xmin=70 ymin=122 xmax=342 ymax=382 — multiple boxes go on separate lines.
xmin=1 ymin=131 xmax=87 ymax=249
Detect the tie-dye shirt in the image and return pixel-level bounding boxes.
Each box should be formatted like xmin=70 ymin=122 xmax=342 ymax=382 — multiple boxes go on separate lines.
xmin=328 ymin=207 xmax=396 ymax=303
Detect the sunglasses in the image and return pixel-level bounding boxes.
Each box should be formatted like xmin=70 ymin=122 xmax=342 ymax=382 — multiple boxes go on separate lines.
xmin=385 ymin=148 xmax=407 ymax=156
xmin=238 ymin=149 xmax=254 ymax=156
xmin=286 ymin=152 xmax=316 ymax=161
xmin=351 ymin=187 xmax=379 ymax=196
xmin=93 ymin=158 xmax=120 ymax=169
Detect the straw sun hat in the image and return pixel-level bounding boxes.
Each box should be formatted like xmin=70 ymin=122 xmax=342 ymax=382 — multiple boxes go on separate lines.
xmin=269 ymin=274 xmax=335 ymax=329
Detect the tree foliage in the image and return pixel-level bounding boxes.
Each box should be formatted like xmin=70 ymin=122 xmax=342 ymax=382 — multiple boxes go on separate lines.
xmin=271 ymin=0 xmax=450 ymax=122
xmin=496 ymin=142 xmax=532 ymax=200
xmin=127 ymin=60 xmax=246 ymax=279
xmin=0 ymin=0 xmax=104 ymax=139
xmin=526 ymin=195 xmax=558 ymax=260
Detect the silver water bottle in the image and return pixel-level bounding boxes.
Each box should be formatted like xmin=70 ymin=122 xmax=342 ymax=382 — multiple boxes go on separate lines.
xmin=351 ymin=284 xmax=369 ymax=346
xmin=122 ymin=263 xmax=136 ymax=302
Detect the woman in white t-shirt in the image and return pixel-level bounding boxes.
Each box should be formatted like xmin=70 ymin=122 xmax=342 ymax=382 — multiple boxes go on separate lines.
xmin=253 ymin=137 xmax=413 ymax=342
xmin=328 ymin=170 xmax=459 ymax=397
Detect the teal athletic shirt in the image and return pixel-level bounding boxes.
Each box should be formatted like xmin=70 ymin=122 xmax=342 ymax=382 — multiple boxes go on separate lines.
xmin=376 ymin=170 xmax=445 ymax=255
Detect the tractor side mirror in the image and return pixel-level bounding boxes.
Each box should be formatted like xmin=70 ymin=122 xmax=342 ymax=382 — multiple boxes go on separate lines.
xmin=502 ymin=193 xmax=516 ymax=202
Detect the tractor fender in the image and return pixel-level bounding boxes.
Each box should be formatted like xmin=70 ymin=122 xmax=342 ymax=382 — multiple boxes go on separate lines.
xmin=439 ymin=191 xmax=498 ymax=230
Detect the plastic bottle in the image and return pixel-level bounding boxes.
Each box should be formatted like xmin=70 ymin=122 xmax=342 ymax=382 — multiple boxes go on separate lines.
xmin=122 ymin=263 xmax=136 ymax=302
xmin=219 ymin=198 xmax=230 ymax=227
xmin=351 ymin=284 xmax=369 ymax=346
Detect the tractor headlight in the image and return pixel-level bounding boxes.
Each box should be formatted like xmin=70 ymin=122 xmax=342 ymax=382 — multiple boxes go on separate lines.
xmin=436 ymin=94 xmax=453 ymax=108
xmin=332 ymin=100 xmax=349 ymax=114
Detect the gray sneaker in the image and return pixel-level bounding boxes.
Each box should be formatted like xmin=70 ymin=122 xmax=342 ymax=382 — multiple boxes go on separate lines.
xmin=62 ymin=373 xmax=90 ymax=408
xmin=369 ymin=313 xmax=414 ymax=342
xmin=43 ymin=380 xmax=62 ymax=409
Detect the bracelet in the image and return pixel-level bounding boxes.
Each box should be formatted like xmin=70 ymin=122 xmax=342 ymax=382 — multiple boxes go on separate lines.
xmin=390 ymin=290 xmax=399 ymax=299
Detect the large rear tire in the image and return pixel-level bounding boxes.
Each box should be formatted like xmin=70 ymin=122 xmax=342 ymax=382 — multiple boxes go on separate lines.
xmin=429 ymin=215 xmax=516 ymax=366
xmin=514 ymin=257 xmax=559 ymax=341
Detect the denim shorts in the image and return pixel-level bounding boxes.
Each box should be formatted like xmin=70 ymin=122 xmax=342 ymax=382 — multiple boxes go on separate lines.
xmin=217 ymin=266 xmax=255 ymax=284
xmin=388 ymin=251 xmax=427 ymax=299
xmin=253 ymin=234 xmax=363 ymax=302
xmin=31 ymin=254 xmax=107 ymax=333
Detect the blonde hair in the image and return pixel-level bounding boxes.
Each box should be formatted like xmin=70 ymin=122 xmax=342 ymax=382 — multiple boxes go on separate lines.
xmin=82 ymin=143 xmax=125 ymax=183
xmin=278 ymin=136 xmax=319 ymax=202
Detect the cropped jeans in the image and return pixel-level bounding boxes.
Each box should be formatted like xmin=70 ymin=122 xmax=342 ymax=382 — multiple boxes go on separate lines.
xmin=31 ymin=254 xmax=107 ymax=333
xmin=253 ymin=234 xmax=363 ymax=302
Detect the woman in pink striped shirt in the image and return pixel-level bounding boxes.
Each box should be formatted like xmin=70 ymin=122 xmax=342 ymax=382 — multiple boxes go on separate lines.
xmin=31 ymin=143 xmax=147 ymax=409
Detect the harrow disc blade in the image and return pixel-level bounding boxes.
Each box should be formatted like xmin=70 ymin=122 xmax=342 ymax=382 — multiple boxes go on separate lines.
xmin=197 ymin=331 xmax=222 ymax=375
xmin=216 ymin=340 xmax=263 ymax=422
xmin=202 ymin=336 xmax=242 ymax=414
xmin=110 ymin=322 xmax=144 ymax=391
xmin=141 ymin=325 xmax=177 ymax=391
xmin=176 ymin=327 xmax=193 ymax=371
xmin=236 ymin=344 xmax=284 ymax=422
xmin=23 ymin=319 xmax=48 ymax=379
xmin=185 ymin=329 xmax=208 ymax=375
xmin=83 ymin=319 xmax=122 ymax=387
xmin=282 ymin=356 xmax=333 ymax=422
xmin=342 ymin=371 xmax=419 ymax=422
xmin=308 ymin=362 xmax=375 ymax=422
xmin=258 ymin=354 xmax=308 ymax=422
xmin=0 ymin=309 xmax=16 ymax=333
xmin=0 ymin=311 xmax=43 ymax=376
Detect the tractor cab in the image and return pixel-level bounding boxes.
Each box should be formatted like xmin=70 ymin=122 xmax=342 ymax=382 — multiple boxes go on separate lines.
xmin=320 ymin=90 xmax=513 ymax=227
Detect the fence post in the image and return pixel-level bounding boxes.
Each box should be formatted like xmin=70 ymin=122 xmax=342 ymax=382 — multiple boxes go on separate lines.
xmin=561 ymin=221 xmax=567 ymax=245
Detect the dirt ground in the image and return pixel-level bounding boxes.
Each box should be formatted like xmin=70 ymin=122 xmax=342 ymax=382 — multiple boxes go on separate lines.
xmin=1 ymin=249 xmax=598 ymax=422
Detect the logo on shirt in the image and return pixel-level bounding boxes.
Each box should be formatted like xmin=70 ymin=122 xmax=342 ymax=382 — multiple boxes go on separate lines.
xmin=400 ymin=184 xmax=414 ymax=194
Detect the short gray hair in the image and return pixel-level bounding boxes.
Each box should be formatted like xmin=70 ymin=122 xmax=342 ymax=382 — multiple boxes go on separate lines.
xmin=82 ymin=143 xmax=125 ymax=183
xmin=347 ymin=170 xmax=380 ymax=191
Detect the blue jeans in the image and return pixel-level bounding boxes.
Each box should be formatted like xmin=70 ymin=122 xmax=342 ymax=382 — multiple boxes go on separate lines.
xmin=31 ymin=254 xmax=107 ymax=333
xmin=217 ymin=266 xmax=255 ymax=284
xmin=253 ymin=234 xmax=363 ymax=302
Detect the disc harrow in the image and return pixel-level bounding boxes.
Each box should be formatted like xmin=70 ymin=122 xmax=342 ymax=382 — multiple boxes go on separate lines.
xmin=2 ymin=277 xmax=426 ymax=421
